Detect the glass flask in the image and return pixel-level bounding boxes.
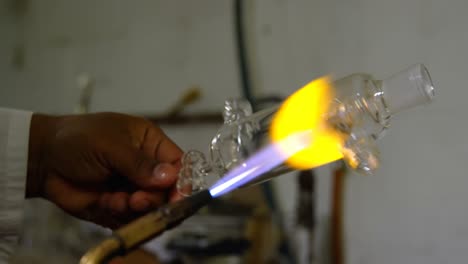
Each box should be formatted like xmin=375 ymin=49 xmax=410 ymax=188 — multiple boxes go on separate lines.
xmin=177 ymin=64 xmax=435 ymax=196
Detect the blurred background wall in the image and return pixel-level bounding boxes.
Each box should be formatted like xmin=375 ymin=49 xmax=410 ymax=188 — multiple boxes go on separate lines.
xmin=1 ymin=0 xmax=467 ymax=263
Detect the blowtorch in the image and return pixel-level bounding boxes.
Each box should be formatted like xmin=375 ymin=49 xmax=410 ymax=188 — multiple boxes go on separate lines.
xmin=80 ymin=190 xmax=213 ymax=264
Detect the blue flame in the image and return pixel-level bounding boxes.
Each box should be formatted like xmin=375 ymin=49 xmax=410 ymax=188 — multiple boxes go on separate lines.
xmin=209 ymin=131 xmax=310 ymax=197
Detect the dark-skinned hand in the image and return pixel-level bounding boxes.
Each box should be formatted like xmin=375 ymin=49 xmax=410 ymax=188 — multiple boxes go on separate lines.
xmin=27 ymin=112 xmax=185 ymax=229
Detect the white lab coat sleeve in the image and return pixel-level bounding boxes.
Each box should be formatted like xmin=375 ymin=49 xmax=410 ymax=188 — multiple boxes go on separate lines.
xmin=0 ymin=108 xmax=32 ymax=262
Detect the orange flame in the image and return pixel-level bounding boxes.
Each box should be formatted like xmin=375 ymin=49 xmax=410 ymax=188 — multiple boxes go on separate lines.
xmin=270 ymin=76 xmax=344 ymax=170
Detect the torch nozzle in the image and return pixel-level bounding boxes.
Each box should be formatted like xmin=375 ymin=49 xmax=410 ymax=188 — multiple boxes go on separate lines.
xmin=80 ymin=190 xmax=213 ymax=264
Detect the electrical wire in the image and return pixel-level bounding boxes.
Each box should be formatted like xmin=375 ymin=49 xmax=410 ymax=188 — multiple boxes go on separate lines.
xmin=233 ymin=0 xmax=255 ymax=106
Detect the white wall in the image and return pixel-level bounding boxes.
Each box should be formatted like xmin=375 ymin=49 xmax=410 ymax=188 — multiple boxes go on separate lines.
xmin=0 ymin=0 xmax=240 ymax=114
xmin=0 ymin=0 xmax=239 ymax=153
xmin=0 ymin=1 xmax=21 ymax=98
xmin=253 ymin=0 xmax=468 ymax=263
xmin=2 ymin=0 xmax=468 ymax=263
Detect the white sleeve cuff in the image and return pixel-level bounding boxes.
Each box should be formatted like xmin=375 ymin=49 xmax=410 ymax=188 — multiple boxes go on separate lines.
xmin=0 ymin=108 xmax=32 ymax=237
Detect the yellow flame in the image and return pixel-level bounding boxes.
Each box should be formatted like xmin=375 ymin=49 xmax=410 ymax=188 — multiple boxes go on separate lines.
xmin=270 ymin=76 xmax=344 ymax=170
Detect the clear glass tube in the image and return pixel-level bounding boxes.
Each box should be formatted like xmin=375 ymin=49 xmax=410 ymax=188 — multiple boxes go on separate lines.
xmin=176 ymin=64 xmax=435 ymax=196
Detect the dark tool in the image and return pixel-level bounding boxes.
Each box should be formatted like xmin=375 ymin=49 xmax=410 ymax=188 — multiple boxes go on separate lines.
xmin=80 ymin=190 xmax=213 ymax=264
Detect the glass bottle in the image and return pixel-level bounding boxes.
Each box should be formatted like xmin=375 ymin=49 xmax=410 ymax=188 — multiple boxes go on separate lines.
xmin=177 ymin=64 xmax=435 ymax=196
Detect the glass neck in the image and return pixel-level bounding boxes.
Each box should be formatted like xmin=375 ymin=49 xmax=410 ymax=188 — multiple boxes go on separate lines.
xmin=380 ymin=64 xmax=435 ymax=114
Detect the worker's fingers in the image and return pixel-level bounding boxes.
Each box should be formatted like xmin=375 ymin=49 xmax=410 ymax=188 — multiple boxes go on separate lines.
xmin=44 ymin=175 xmax=130 ymax=228
xmin=141 ymin=125 xmax=184 ymax=164
xmin=98 ymin=192 xmax=112 ymax=209
xmin=155 ymin=136 xmax=184 ymax=164
xmin=86 ymin=201 xmax=126 ymax=229
xmin=129 ymin=190 xmax=166 ymax=212
xmin=169 ymin=186 xmax=189 ymax=202
xmin=109 ymin=257 xmax=125 ymax=264
xmin=45 ymin=174 xmax=100 ymax=214
xmin=108 ymin=144 xmax=178 ymax=190
xmin=96 ymin=192 xmax=143 ymax=226
xmin=108 ymin=192 xmax=130 ymax=215
xmin=152 ymin=163 xmax=179 ymax=187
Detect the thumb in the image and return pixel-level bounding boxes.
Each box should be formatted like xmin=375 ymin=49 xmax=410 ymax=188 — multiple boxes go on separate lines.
xmin=109 ymin=145 xmax=178 ymax=189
